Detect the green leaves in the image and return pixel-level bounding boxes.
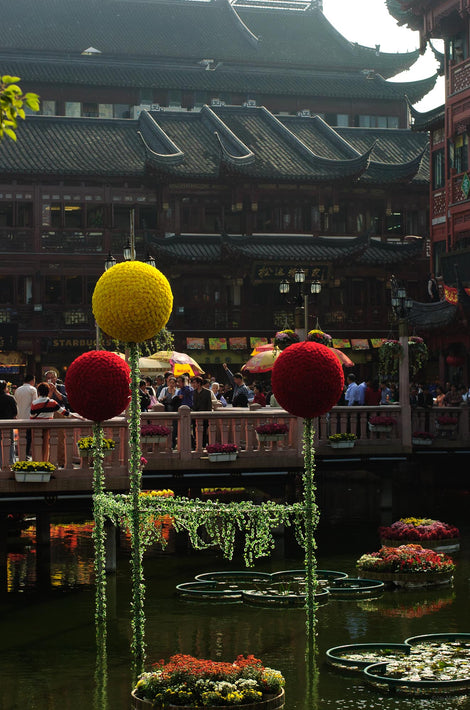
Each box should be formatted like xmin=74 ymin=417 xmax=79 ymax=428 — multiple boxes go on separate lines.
xmin=0 ymin=74 xmax=39 ymax=141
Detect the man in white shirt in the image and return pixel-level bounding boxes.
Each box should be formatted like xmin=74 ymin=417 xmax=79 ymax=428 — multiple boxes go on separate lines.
xmin=14 ymin=373 xmax=37 ymax=459
xmin=345 ymin=374 xmax=360 ymax=406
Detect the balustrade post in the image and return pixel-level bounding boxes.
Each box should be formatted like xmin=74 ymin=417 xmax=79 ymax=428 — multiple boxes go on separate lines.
xmin=178 ymin=406 xmax=192 ymax=461
xmin=399 ymin=319 xmax=412 ymax=449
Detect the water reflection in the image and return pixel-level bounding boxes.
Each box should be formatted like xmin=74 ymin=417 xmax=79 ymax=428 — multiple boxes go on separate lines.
xmin=2 ymin=518 xmax=469 ymax=710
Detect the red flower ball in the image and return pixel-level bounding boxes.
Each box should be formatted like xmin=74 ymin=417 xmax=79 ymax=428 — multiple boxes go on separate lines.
xmin=272 ymin=341 xmax=344 ymax=418
xmin=65 ymin=351 xmax=131 ymax=421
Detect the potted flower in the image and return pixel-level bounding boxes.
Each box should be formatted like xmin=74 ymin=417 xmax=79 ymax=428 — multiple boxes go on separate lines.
xmin=328 ymin=432 xmax=357 ymax=449
xmin=378 ymin=339 xmax=402 ymax=375
xmin=307 ymin=329 xmax=332 ymax=346
xmin=131 ymin=653 xmax=285 ymax=710
xmin=11 ymin=460 xmax=56 ymax=483
xmin=356 ymin=544 xmax=455 ymax=587
xmin=368 ymin=415 xmax=397 ymax=433
xmin=140 ymin=424 xmax=172 ymax=443
xmin=436 ymin=415 xmax=458 ymax=431
xmin=379 ymin=517 xmax=460 ymax=552
xmin=412 ymin=431 xmax=436 ymax=446
xmin=408 ymin=336 xmax=428 ymax=376
xmin=77 ymin=436 xmax=116 ymax=457
xmin=206 ymin=443 xmax=239 ymax=462
xmin=273 ymin=329 xmax=300 ymax=350
xmin=255 ymin=422 xmax=289 ymax=442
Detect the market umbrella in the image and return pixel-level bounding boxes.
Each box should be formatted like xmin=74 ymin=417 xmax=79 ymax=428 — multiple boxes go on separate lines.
xmin=331 ymin=348 xmax=354 ymax=367
xmin=111 ymin=351 xmax=168 ymax=372
xmin=149 ymin=350 xmax=204 ymax=377
xmin=242 ymin=349 xmax=280 ymax=373
xmin=250 ymin=343 xmax=275 ymax=356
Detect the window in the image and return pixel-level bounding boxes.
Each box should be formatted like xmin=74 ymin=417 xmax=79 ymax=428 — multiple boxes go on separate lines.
xmin=114 ymin=104 xmax=131 ymax=119
xmin=385 ymin=212 xmax=404 ymax=236
xmin=64 ymin=204 xmax=83 ymax=228
xmin=41 ymin=100 xmax=56 ymax=116
xmin=0 ymin=203 xmax=13 ymax=227
xmin=99 ymin=104 xmax=113 ymax=119
xmin=0 ymin=276 xmax=14 ymax=303
xmin=168 ymin=90 xmax=182 ymax=108
xmin=358 ymin=115 xmax=398 ymax=128
xmin=138 ymin=207 xmax=157 ymax=230
xmin=87 ymin=206 xmax=105 ymax=228
xmin=18 ymin=276 xmax=33 ymax=305
xmin=454 ymin=134 xmax=468 ymax=174
xmin=336 ymin=114 xmax=349 ymax=127
xmin=65 ymin=102 xmax=81 ymax=117
xmin=113 ymin=205 xmax=133 ymax=229
xmin=65 ymin=276 xmax=83 ymax=304
xmin=432 ymin=148 xmax=445 ymax=189
xmin=82 ymin=102 xmax=99 ymax=117
xmin=17 ymin=202 xmax=33 ymax=227
xmin=45 ymin=276 xmax=62 ymax=304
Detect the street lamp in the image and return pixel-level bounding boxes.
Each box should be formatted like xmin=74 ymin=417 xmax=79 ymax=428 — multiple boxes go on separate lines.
xmin=389 ymin=274 xmax=412 ymax=449
xmin=279 ymin=268 xmax=322 ymax=336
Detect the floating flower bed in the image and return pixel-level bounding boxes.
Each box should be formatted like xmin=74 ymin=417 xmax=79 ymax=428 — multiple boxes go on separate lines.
xmin=132 ymin=654 xmax=285 ymax=709
xmin=356 ymin=544 xmax=455 ymax=587
xmin=11 ymin=460 xmax=56 ymax=482
xmin=379 ymin=518 xmax=460 ymax=552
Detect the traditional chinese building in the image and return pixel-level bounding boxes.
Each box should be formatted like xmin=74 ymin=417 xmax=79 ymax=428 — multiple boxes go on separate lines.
xmin=387 ymin=0 xmax=470 ymax=381
xmin=0 ymin=0 xmax=440 ymax=377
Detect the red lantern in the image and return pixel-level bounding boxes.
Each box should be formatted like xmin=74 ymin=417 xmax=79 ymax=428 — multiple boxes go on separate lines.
xmin=65 ymin=351 xmax=131 ymax=421
xmin=446 ymin=355 xmax=465 ymax=367
xmin=271 ymin=341 xmax=344 ymax=418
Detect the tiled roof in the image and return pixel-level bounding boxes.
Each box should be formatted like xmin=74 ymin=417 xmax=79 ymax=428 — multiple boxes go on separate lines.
xmin=149 ymin=233 xmax=424 ymax=265
xmin=408 ymin=300 xmax=458 ymax=329
xmin=0 ymin=116 xmax=145 ymax=176
xmin=235 ymin=3 xmax=420 ymax=77
xmin=0 ymin=107 xmax=431 ymax=184
xmin=1 ymin=0 xmax=419 ymax=75
xmin=385 ymin=0 xmax=422 ymax=31
xmin=0 ymin=57 xmax=434 ymax=102
xmin=408 ymin=100 xmax=445 ymax=132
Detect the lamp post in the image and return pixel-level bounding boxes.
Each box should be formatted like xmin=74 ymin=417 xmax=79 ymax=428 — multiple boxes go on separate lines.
xmin=96 ymin=210 xmax=157 ymax=348
xmin=390 ymin=275 xmax=413 ymax=449
xmin=279 ymin=268 xmax=322 ymax=339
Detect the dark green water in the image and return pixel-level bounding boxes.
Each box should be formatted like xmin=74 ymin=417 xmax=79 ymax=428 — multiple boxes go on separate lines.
xmin=1 ymin=519 xmax=470 ymax=710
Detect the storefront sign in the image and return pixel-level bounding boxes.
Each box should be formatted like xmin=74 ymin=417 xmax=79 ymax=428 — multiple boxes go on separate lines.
xmin=229 ymin=337 xmax=247 ymax=350
xmin=42 ymin=338 xmax=96 ymax=350
xmin=186 ymin=337 xmax=205 ymax=350
xmin=208 ymin=338 xmax=227 ymax=350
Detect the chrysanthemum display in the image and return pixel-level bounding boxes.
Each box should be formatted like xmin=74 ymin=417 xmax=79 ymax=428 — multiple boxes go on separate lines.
xmin=133 ymin=654 xmax=285 ymax=707
xmin=379 ymin=518 xmax=459 ymax=542
xmin=271 ymin=341 xmax=344 ymax=418
xmin=92 ymin=261 xmax=173 ymax=343
xmin=356 ymin=544 xmax=455 ymax=574
xmin=65 ymin=350 xmax=131 ymax=421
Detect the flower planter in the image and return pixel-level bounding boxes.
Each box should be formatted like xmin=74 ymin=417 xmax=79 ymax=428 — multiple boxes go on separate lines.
xmin=412 ymin=438 xmax=433 ymax=445
xmin=131 ymin=688 xmax=285 ymax=710
xmin=258 ymin=434 xmax=286 ymax=442
xmin=368 ymin=423 xmax=393 ymax=433
xmin=14 ymin=470 xmax=51 ymax=482
xmin=78 ymin=448 xmax=113 ymax=458
xmin=357 ymin=569 xmax=453 ymax=588
xmin=208 ymin=453 xmax=238 ymax=462
xmin=141 ymin=436 xmax=168 ymax=444
xmin=329 ymin=441 xmax=355 ymax=449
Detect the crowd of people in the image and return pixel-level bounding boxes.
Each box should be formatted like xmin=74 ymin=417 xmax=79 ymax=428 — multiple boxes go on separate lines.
xmin=2 ymin=365 xmax=469 ymax=465
xmin=342 ymin=373 xmax=470 ymax=408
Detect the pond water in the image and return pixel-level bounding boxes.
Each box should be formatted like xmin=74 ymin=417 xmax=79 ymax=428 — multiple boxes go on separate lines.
xmin=1 ymin=514 xmax=470 ymax=710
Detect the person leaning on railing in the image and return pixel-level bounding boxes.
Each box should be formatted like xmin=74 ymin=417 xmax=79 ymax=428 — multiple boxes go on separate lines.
xmin=30 ymin=382 xmax=81 ymax=464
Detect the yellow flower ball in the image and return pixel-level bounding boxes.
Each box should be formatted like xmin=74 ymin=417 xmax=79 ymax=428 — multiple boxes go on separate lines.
xmin=92 ymin=261 xmax=173 ymax=343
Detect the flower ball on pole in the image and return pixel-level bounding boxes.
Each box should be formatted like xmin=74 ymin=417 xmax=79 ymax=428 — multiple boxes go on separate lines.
xmin=65 ymin=350 xmax=131 ymax=639
xmin=271 ymin=341 xmax=344 ymax=649
xmin=92 ymin=260 xmax=173 ymax=672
